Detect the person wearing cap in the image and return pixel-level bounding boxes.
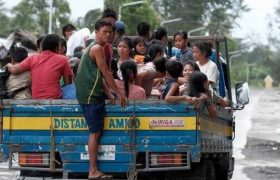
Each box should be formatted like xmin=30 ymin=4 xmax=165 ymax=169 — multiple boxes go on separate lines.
xmin=112 ymin=20 xmax=125 ymax=62
xmin=112 ymin=20 xmax=125 ymax=48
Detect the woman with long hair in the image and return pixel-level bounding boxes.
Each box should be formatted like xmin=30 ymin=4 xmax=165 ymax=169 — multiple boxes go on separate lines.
xmin=114 ymin=61 xmax=146 ymax=99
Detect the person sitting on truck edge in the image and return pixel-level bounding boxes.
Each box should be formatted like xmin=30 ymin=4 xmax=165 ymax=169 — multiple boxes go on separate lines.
xmin=188 ymin=71 xmax=217 ymax=119
xmin=6 ymin=34 xmax=73 ymax=99
xmin=161 ymin=60 xmax=183 ymax=100
xmin=164 ymin=61 xmax=201 ymax=104
xmin=178 ymin=62 xmax=228 ymax=108
xmin=6 ymin=47 xmax=31 ymax=99
xmin=115 ymin=60 xmax=146 ymax=99
xmin=75 ymin=19 xmax=125 ymax=180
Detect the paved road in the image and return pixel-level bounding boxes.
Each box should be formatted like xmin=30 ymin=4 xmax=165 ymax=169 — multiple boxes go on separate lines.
xmin=0 ymin=162 xmax=19 ymax=180
xmin=232 ymin=88 xmax=280 ymax=180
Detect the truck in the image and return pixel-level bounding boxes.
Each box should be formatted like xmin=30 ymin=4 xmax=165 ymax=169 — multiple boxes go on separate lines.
xmin=0 ymin=36 xmax=249 ymax=180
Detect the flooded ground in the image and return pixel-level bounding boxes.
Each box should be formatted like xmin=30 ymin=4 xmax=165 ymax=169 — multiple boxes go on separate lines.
xmin=232 ymin=88 xmax=280 ymax=180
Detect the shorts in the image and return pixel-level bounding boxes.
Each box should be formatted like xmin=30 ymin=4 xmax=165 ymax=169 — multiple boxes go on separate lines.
xmin=80 ymin=102 xmax=105 ymax=133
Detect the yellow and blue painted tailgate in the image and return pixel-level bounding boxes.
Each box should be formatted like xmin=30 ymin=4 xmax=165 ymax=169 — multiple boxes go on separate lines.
xmin=0 ymin=99 xmax=198 ymax=173
xmin=0 ymin=99 xmax=233 ymax=173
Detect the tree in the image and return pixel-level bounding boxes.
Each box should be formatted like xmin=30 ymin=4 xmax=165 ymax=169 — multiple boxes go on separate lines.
xmin=265 ymin=0 xmax=280 ymax=85
xmin=10 ymin=0 xmax=71 ymax=35
xmin=153 ymin=0 xmax=248 ymax=36
xmin=267 ymin=0 xmax=280 ymax=49
xmin=153 ymin=0 xmax=206 ymax=35
xmin=104 ymin=0 xmax=159 ymax=35
xmin=204 ymin=0 xmax=249 ymax=36
xmin=83 ymin=9 xmax=102 ymax=31
xmin=0 ymin=0 xmax=11 ymax=37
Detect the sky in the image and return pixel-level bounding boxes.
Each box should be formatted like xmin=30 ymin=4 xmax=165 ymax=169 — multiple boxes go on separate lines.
xmin=3 ymin=0 xmax=279 ymax=45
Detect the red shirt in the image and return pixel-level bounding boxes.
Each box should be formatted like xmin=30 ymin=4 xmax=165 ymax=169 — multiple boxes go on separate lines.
xmin=104 ymin=43 xmax=113 ymax=70
xmin=20 ymin=51 xmax=73 ymax=99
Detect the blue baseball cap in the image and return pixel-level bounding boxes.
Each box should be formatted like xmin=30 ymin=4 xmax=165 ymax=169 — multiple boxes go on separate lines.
xmin=115 ymin=21 xmax=125 ymax=32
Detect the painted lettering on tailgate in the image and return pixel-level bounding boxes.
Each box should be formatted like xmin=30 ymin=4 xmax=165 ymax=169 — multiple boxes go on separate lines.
xmin=54 ymin=118 xmax=88 ymax=129
xmin=108 ymin=118 xmax=140 ymax=129
xmin=150 ymin=119 xmax=185 ymax=128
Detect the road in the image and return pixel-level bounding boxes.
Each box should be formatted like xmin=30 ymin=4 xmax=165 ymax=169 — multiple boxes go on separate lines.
xmin=232 ymin=88 xmax=280 ymax=180
xmin=1 ymin=88 xmax=279 ymax=179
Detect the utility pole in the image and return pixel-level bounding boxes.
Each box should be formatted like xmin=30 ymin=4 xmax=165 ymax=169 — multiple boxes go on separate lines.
xmin=160 ymin=18 xmax=182 ymax=26
xmin=48 ymin=0 xmax=53 ymax=34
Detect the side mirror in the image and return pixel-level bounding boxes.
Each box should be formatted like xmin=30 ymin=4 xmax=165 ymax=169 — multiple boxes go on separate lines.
xmin=234 ymin=82 xmax=249 ymax=110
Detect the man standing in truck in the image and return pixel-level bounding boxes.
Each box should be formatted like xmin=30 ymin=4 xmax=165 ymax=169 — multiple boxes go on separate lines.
xmin=75 ymin=19 xmax=125 ymax=179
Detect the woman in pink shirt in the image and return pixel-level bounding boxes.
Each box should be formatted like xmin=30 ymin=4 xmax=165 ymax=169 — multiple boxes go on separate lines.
xmin=115 ymin=60 xmax=146 ymax=99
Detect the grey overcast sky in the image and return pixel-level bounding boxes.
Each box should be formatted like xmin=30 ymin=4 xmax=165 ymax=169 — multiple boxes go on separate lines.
xmin=3 ymin=0 xmax=278 ymax=44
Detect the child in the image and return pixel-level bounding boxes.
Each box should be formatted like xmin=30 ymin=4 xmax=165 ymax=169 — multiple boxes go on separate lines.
xmin=188 ymin=71 xmax=217 ymax=119
xmin=114 ymin=61 xmax=146 ymax=99
xmin=162 ymin=60 xmax=183 ymax=100
xmin=179 ymin=61 xmax=200 ymax=95
xmin=132 ymin=36 xmax=147 ymax=64
xmin=172 ymin=31 xmax=194 ymax=66
xmin=6 ymin=47 xmax=31 ymax=99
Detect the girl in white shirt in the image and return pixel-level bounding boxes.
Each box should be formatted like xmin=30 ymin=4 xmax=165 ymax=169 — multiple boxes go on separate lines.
xmin=192 ymin=41 xmax=219 ymax=91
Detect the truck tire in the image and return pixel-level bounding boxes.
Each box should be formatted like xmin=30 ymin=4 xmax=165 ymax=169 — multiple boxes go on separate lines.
xmin=214 ymin=157 xmax=231 ymax=180
xmin=215 ymin=169 xmax=229 ymax=180
xmin=185 ymin=159 xmax=216 ymax=180
xmin=214 ymin=164 xmax=229 ymax=180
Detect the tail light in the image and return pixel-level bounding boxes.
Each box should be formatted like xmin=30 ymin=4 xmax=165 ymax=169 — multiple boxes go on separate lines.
xmin=150 ymin=153 xmax=187 ymax=167
xmin=18 ymin=153 xmax=50 ymax=167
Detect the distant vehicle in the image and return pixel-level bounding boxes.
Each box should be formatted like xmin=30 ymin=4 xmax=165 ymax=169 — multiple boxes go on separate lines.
xmin=0 ymin=36 xmax=249 ymax=180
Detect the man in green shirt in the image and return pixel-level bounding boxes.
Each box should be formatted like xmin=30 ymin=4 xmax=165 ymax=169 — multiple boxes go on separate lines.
xmin=75 ymin=19 xmax=125 ymax=179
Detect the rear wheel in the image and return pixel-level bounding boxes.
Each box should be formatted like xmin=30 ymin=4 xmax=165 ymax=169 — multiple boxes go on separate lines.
xmin=185 ymin=159 xmax=215 ymax=180
xmin=214 ymin=157 xmax=231 ymax=180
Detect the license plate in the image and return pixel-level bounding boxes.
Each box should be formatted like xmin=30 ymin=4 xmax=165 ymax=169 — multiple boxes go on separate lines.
xmin=81 ymin=145 xmax=116 ymax=160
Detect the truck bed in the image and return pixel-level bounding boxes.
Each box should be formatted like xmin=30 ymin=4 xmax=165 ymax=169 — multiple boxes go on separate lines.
xmin=0 ymin=99 xmax=233 ymax=175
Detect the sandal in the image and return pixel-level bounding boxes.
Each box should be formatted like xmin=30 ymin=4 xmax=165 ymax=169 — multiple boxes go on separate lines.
xmin=88 ymin=174 xmax=113 ymax=179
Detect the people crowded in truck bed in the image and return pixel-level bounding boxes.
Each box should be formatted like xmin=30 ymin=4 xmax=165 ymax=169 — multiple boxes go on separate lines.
xmin=1 ymin=8 xmax=232 ymax=179
xmin=4 ymin=8 xmax=229 ymax=108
